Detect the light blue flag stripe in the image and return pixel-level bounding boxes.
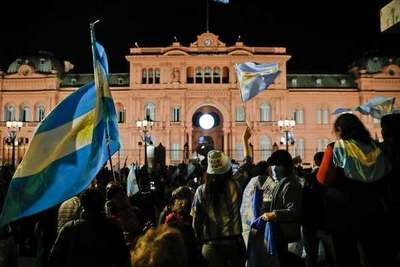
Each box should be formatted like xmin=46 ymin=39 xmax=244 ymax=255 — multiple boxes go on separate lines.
xmin=214 ymin=0 xmax=229 ymax=3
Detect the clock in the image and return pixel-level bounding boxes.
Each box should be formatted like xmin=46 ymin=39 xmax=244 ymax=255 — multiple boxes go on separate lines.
xmin=204 ymin=39 xmax=212 ymax=46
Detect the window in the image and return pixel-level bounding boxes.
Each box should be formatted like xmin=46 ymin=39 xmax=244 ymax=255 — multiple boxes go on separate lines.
xmin=195 ymin=67 xmax=203 ymax=83
xmin=317 ymin=138 xmax=330 ymax=151
xmin=294 ymin=138 xmax=305 ymax=160
xmin=222 ymin=67 xmax=229 ymax=83
xmin=148 ymin=69 xmax=154 ymax=84
xmin=116 ymin=103 xmax=125 ymax=123
xmin=204 ymin=67 xmax=212 ymax=83
xmin=142 ymin=69 xmax=148 ymax=84
xmin=213 ymin=67 xmax=221 ymax=83
xmin=145 ymin=103 xmax=156 ymax=121
xmin=36 ymin=105 xmax=45 ymax=121
xmin=186 ymin=67 xmax=194 ymax=83
xmin=20 ymin=105 xmax=31 ymax=122
xmin=5 ymin=105 xmax=16 ymax=121
xmin=317 ymin=109 xmax=322 ymax=124
xmin=294 ymin=109 xmax=304 ymax=124
xmin=260 ymin=136 xmax=271 ymax=161
xmin=322 ymin=109 xmax=329 ymax=124
xmin=235 ymin=106 xmax=245 ymax=122
xmin=260 ymin=103 xmax=271 ymax=122
xmin=171 ymin=107 xmax=181 ymax=122
xmin=155 ymin=69 xmax=160 ymax=84
xmin=171 ymin=144 xmax=180 ymax=161
xmin=236 ymin=143 xmax=244 ymax=161
xmin=291 ymin=78 xmax=297 ymax=87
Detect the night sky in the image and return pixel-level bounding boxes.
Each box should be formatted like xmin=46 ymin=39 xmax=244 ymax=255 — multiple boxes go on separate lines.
xmin=0 ymin=0 xmax=398 ymax=74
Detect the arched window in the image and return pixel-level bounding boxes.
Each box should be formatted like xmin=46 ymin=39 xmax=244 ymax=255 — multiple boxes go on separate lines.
xmin=236 ymin=143 xmax=244 ymax=161
xmin=116 ymin=103 xmax=125 ymax=123
xmin=4 ymin=105 xmax=16 ymax=121
xmin=213 ymin=67 xmax=221 ymax=83
xmin=186 ymin=67 xmax=194 ymax=83
xmin=294 ymin=108 xmax=304 ymax=124
xmin=142 ymin=69 xmax=148 ymax=84
xmin=35 ymin=104 xmax=45 ymax=121
xmin=145 ymin=103 xmax=156 ymax=121
xmin=195 ymin=67 xmax=203 ymax=83
xmin=235 ymin=106 xmax=245 ymax=122
xmin=260 ymin=136 xmax=271 ymax=161
xmin=204 ymin=67 xmax=212 ymax=83
xmin=260 ymin=103 xmax=271 ymax=122
xmin=20 ymin=105 xmax=31 ymax=122
xmin=294 ymin=138 xmax=305 ymax=160
xmin=222 ymin=67 xmax=229 ymax=83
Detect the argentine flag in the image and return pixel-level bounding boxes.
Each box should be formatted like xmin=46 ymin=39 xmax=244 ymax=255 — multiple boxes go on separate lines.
xmin=236 ymin=62 xmax=280 ymax=102
xmin=0 ymin=25 xmax=120 ymax=226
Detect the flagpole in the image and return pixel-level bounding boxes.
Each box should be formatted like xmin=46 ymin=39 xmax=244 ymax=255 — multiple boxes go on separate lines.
xmin=206 ymin=0 xmax=209 ymax=32
xmin=90 ymin=20 xmax=117 ymax=183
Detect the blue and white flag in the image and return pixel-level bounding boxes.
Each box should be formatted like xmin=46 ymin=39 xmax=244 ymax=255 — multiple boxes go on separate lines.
xmin=0 ymin=25 xmax=120 ymax=227
xmin=214 ymin=0 xmax=229 ymax=3
xmin=127 ymin=165 xmax=139 ymax=197
xmin=236 ymin=62 xmax=280 ymax=102
xmin=333 ymin=96 xmax=396 ymax=119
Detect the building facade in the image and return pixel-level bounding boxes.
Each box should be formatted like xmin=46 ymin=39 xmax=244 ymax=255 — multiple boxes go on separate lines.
xmin=1 ymin=32 xmax=400 ymax=166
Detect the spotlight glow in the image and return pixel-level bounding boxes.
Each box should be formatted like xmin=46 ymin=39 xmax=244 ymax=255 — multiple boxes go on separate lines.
xmin=199 ymin=114 xmax=215 ymax=130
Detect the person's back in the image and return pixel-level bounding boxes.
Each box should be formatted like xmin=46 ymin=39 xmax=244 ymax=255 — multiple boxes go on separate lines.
xmin=49 ymin=188 xmax=130 ymax=267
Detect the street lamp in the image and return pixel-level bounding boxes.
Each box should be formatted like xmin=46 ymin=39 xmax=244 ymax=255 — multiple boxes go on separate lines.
xmin=277 ymin=119 xmax=295 ymax=151
xmin=6 ymin=121 xmax=23 ymax=171
xmin=136 ymin=118 xmax=154 ymax=170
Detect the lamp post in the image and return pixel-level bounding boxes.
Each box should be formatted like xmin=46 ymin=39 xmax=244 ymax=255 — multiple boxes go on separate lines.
xmin=136 ymin=118 xmax=154 ymax=170
xmin=277 ymin=119 xmax=295 ymax=151
xmin=6 ymin=121 xmax=23 ymax=171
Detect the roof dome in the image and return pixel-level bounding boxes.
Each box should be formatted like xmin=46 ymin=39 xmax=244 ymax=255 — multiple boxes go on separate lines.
xmin=6 ymin=51 xmax=73 ymax=77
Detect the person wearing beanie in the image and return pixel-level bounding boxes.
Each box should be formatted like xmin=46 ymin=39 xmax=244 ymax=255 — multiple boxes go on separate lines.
xmin=191 ymin=150 xmax=245 ymax=267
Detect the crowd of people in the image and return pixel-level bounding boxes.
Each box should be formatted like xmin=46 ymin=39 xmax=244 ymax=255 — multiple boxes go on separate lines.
xmin=0 ymin=112 xmax=399 ymax=267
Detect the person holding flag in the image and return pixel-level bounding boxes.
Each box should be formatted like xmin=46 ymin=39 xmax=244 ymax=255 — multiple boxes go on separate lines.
xmin=0 ymin=21 xmax=120 ymax=231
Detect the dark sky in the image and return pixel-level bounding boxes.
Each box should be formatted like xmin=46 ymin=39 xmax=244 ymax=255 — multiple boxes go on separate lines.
xmin=0 ymin=0 xmax=398 ymax=74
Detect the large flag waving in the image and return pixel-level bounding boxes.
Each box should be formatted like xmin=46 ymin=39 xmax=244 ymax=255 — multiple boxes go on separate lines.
xmin=0 ymin=24 xmax=120 ymax=227
xmin=235 ymin=62 xmax=280 ymax=102
xmin=332 ymin=96 xmax=397 ymax=119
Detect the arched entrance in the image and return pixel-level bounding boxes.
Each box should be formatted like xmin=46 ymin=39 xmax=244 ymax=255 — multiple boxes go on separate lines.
xmin=192 ymin=105 xmax=224 ymax=153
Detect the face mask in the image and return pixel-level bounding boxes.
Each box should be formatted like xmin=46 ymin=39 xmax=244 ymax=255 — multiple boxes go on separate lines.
xmin=271 ymin=165 xmax=286 ymax=181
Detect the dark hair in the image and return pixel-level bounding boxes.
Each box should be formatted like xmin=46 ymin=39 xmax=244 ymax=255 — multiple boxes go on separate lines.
xmin=269 ymin=150 xmax=293 ymax=169
xmin=204 ymin=169 xmax=232 ymax=209
xmin=313 ymin=152 xmax=324 ymax=167
xmin=80 ymin=187 xmax=103 ymax=214
xmin=256 ymin=161 xmax=269 ymax=175
xmin=106 ymin=182 xmax=124 ymax=200
xmin=171 ymin=186 xmax=194 ymax=203
xmin=334 ymin=113 xmax=372 ymax=144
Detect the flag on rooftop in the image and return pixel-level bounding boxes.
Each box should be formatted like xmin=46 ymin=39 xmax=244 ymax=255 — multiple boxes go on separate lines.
xmin=235 ymin=62 xmax=280 ymax=102
xmin=332 ymin=96 xmax=396 ymax=119
xmin=0 ymin=24 xmax=120 ymax=227
xmin=214 ymin=0 xmax=229 ymax=3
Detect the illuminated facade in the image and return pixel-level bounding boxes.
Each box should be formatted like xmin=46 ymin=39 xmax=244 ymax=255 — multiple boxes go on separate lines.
xmin=1 ymin=32 xmax=400 ymax=166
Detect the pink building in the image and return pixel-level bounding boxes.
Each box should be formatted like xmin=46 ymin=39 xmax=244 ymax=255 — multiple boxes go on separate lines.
xmin=1 ymin=32 xmax=400 ymax=167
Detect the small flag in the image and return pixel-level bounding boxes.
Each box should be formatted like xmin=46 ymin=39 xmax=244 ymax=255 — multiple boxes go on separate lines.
xmin=333 ymin=96 xmax=396 ymax=119
xmin=236 ymin=62 xmax=280 ymax=102
xmin=0 ymin=25 xmax=120 ymax=227
xmin=213 ymin=0 xmax=229 ymax=3
xmin=127 ymin=165 xmax=139 ymax=196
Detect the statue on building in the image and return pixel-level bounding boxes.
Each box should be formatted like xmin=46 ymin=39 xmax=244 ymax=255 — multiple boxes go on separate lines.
xmin=172 ymin=68 xmax=180 ymax=83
